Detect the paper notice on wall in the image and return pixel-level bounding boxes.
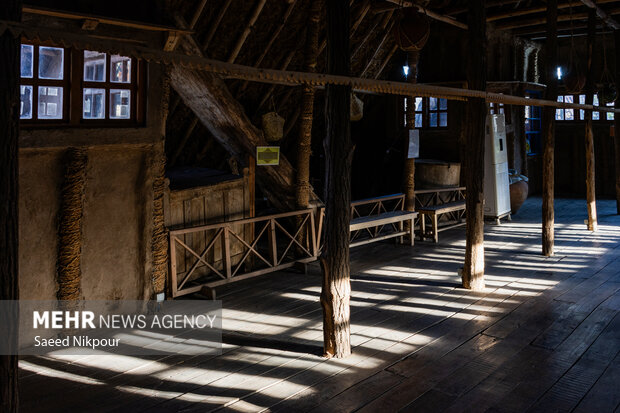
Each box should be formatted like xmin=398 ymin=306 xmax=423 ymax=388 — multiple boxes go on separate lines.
xmin=407 ymin=130 xmax=419 ymax=159
xmin=256 ymin=146 xmax=280 ymax=166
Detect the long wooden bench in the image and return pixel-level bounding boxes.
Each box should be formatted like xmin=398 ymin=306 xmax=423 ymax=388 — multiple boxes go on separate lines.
xmin=415 ymin=187 xmax=466 ymax=243
xmin=317 ymin=194 xmax=418 ymax=249
xmin=350 ymin=210 xmax=418 ymax=247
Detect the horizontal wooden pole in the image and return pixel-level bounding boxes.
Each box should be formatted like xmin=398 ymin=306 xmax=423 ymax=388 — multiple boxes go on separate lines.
xmin=4 ymin=20 xmax=620 ymax=113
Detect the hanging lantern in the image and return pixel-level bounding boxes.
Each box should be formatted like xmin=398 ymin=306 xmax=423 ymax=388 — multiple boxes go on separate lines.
xmin=563 ymin=68 xmax=586 ymax=94
xmin=350 ymin=93 xmax=364 ymax=122
xmin=392 ymin=8 xmax=430 ymax=53
xmin=261 ymin=112 xmax=285 ymax=142
xmin=598 ymin=83 xmax=617 ymax=105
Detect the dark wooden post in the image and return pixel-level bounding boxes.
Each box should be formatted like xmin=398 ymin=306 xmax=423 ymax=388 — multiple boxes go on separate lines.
xmin=0 ymin=1 xmax=21 ymax=411
xmin=296 ymin=0 xmax=320 ymax=213
xmin=615 ymin=30 xmax=620 ymax=214
xmin=542 ymin=0 xmax=558 ymax=257
xmin=585 ymin=9 xmax=599 ymax=231
xmin=403 ymin=52 xmax=419 ymax=239
xmin=462 ymin=0 xmax=487 ymax=291
xmin=321 ymin=0 xmax=353 ymax=358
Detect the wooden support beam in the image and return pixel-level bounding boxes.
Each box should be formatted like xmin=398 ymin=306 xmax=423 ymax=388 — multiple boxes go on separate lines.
xmin=542 ymin=0 xmax=558 ymax=257
xmin=462 ymin=0 xmax=486 ymax=291
xmin=0 ymin=1 xmax=20 ymax=410
xmin=227 ymin=0 xmax=267 ymax=63
xmin=203 ymin=0 xmax=233 ymax=51
xmin=359 ymin=19 xmax=395 ymax=78
xmin=351 ymin=12 xmax=391 ymax=62
xmin=374 ymin=43 xmax=399 ymax=80
xmin=580 ymin=0 xmax=620 ymax=30
xmin=321 ymin=0 xmax=352 ymax=359
xmin=497 ymin=12 xmax=588 ymax=30
xmin=296 ymin=0 xmax=320 ymax=211
xmin=383 ymin=0 xmax=468 ymax=30
xmin=615 ymin=29 xmax=620 ymax=214
xmin=403 ymin=52 xmax=419 ymax=243
xmin=585 ymin=9 xmax=599 ymax=231
xmin=238 ymin=0 xmax=297 ymax=93
xmin=189 ymin=0 xmax=209 ymax=30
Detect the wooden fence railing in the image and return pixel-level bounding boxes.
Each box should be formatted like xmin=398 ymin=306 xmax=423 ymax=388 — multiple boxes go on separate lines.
xmin=169 ymin=209 xmax=317 ymax=298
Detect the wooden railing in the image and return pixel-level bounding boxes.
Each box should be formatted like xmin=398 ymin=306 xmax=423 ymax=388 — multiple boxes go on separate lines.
xmin=169 ymin=209 xmax=317 ymax=298
xmin=414 ymin=186 xmax=466 ymax=209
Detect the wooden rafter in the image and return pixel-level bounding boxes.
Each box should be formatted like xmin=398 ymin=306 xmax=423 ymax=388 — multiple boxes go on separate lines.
xmin=228 ymin=0 xmax=268 ymax=63
xmin=203 ymin=0 xmax=233 ymax=51
xmin=580 ymin=0 xmax=620 ymax=29
xmin=238 ymin=0 xmax=297 ymax=94
xmin=382 ymin=0 xmax=467 ymax=29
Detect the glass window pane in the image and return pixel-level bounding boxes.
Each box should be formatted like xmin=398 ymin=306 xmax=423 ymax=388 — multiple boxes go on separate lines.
xmin=20 ymin=85 xmax=33 ymax=119
xmin=580 ymin=109 xmax=585 ymax=120
xmin=429 ymin=97 xmax=438 ymax=110
xmin=557 ymin=96 xmax=564 ymax=103
xmin=593 ymin=111 xmax=600 ymax=120
xmin=37 ymin=86 xmax=63 ymax=119
xmin=38 ymin=47 xmax=64 ymax=80
xmin=439 ymin=112 xmax=447 ymax=127
xmin=415 ymin=97 xmax=423 ymax=112
xmin=564 ymin=95 xmax=574 ymax=104
xmin=21 ymin=45 xmax=33 ymax=78
xmin=430 ymin=113 xmax=438 ymax=127
xmin=84 ymin=51 xmax=106 ymax=82
xmin=439 ymin=98 xmax=447 ymax=110
xmin=565 ymin=109 xmax=574 ymax=120
xmin=110 ymin=55 xmax=131 ymax=83
xmin=593 ymin=94 xmax=599 ymax=106
xmin=415 ymin=113 xmax=423 ymax=128
xmin=556 ymin=109 xmax=564 ymax=121
xmin=83 ymin=88 xmax=105 ymax=119
xmin=607 ymin=112 xmax=614 ymax=121
xmin=110 ymin=89 xmax=131 ymax=119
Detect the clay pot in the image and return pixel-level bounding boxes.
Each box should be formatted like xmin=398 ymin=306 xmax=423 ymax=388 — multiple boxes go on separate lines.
xmin=509 ymin=180 xmax=529 ymax=214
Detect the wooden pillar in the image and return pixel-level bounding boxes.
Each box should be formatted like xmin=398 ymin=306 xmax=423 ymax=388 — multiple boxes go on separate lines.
xmin=542 ymin=0 xmax=558 ymax=257
xmin=151 ymin=145 xmax=168 ymax=296
xmin=321 ymin=0 xmax=353 ymax=359
xmin=403 ymin=52 xmax=419 ymax=239
xmin=615 ymin=30 xmax=620 ymax=214
xmin=585 ymin=9 xmax=599 ymax=231
xmin=0 ymin=1 xmax=21 ymax=411
xmin=462 ymin=0 xmax=487 ymax=291
xmin=296 ymin=0 xmax=321 ymax=211
xmin=56 ymin=148 xmax=88 ymax=301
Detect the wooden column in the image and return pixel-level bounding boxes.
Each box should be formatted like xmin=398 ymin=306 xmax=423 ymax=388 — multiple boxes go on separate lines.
xmin=0 ymin=1 xmax=21 ymax=411
xmin=296 ymin=0 xmax=321 ymax=211
xmin=321 ymin=0 xmax=353 ymax=359
xmin=403 ymin=52 xmax=419 ymax=240
xmin=462 ymin=0 xmax=487 ymax=291
xmin=542 ymin=0 xmax=558 ymax=257
xmin=614 ymin=30 xmax=620 ymax=215
xmin=585 ymin=9 xmax=599 ymax=231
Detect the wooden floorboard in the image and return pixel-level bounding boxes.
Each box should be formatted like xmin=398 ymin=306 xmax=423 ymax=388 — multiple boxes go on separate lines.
xmin=17 ymin=197 xmax=620 ymax=413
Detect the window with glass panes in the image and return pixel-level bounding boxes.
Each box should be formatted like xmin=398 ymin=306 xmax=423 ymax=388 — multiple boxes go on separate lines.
xmin=556 ymin=94 xmax=614 ymax=121
xmin=403 ymin=96 xmax=448 ymax=128
xmin=19 ymin=43 xmax=143 ymax=125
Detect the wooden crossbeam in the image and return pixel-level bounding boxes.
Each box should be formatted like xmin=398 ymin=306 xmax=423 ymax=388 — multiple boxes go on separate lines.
xmin=228 ymin=0 xmax=267 ymax=63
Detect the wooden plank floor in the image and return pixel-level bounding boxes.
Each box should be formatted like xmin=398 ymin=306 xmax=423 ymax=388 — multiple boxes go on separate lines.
xmin=19 ymin=197 xmax=620 ymax=412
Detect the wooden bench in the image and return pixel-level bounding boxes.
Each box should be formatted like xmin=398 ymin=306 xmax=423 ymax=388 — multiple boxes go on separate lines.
xmin=415 ymin=187 xmax=466 ymax=243
xmin=350 ymin=210 xmax=418 ymax=247
xmin=317 ymin=194 xmax=418 ymax=249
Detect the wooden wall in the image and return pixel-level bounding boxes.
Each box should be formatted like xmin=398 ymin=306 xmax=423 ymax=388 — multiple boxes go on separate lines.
xmin=164 ymin=173 xmax=252 ymax=284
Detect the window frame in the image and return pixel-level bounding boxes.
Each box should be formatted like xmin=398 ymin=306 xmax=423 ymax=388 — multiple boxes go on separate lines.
xmin=20 ymin=40 xmax=146 ymax=128
xmin=403 ymin=96 xmax=449 ymax=129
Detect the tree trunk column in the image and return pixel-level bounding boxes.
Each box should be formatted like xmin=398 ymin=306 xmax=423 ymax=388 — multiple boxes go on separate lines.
xmin=615 ymin=30 xmax=620 ymax=215
xmin=542 ymin=0 xmax=558 ymax=257
xmin=0 ymin=1 xmax=21 ymax=411
xmin=403 ymin=52 xmax=419 ymax=241
xmin=462 ymin=0 xmax=487 ymax=291
xmin=321 ymin=0 xmax=353 ymax=359
xmin=585 ymin=9 xmax=598 ymax=231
